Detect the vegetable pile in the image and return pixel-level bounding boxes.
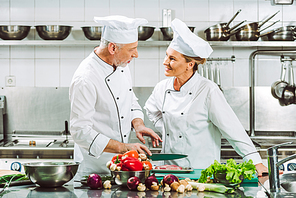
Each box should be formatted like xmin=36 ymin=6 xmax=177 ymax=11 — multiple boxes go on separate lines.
xmin=198 ymin=159 xmax=256 ymax=184
xmin=85 ymin=153 xmax=247 ymax=195
xmin=106 ymin=150 xmax=152 ymax=171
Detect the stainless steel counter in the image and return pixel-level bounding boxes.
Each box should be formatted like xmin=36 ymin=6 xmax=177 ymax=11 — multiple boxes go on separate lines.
xmin=0 ymin=180 xmax=269 ymax=198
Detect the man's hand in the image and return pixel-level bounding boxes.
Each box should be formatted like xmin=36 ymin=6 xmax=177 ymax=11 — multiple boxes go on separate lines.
xmin=132 ymin=118 xmax=162 ymax=148
xmin=124 ymin=143 xmax=152 ymax=156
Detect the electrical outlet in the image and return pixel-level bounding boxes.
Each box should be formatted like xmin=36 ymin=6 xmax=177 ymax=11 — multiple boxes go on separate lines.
xmin=5 ymin=76 xmax=16 ymax=87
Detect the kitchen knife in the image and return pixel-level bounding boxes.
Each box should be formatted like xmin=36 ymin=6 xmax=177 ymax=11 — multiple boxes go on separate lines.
xmin=149 ymin=153 xmax=188 ymax=161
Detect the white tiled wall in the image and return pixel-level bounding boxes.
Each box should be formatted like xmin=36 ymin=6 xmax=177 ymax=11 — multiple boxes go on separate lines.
xmin=0 ymin=0 xmax=296 ymax=88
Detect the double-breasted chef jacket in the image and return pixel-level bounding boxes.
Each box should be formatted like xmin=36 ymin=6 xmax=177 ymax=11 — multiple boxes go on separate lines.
xmin=69 ymin=51 xmax=143 ymax=179
xmin=144 ymin=72 xmax=262 ymax=169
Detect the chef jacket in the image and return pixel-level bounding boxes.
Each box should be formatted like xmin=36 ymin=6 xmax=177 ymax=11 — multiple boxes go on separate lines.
xmin=144 ymin=72 xmax=262 ymax=169
xmin=69 ymin=51 xmax=144 ymax=179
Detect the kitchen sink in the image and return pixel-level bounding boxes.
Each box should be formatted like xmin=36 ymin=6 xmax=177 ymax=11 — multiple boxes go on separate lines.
xmin=280 ymin=172 xmax=296 ymax=193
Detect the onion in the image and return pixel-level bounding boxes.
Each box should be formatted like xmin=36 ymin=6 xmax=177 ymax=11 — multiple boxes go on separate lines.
xmin=87 ymin=173 xmax=103 ymax=189
xmin=145 ymin=173 xmax=159 ymax=189
xmin=163 ymin=174 xmax=179 ymax=186
xmin=127 ymin=176 xmax=141 ymax=190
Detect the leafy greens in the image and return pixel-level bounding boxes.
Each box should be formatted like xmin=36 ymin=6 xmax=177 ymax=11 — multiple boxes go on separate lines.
xmin=198 ymin=159 xmax=256 ymax=184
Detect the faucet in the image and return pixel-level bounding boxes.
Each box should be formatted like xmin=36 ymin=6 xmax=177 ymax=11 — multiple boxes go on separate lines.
xmin=268 ymin=141 xmax=296 ymax=192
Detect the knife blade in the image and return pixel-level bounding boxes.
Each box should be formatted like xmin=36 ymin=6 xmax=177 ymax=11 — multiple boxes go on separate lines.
xmin=149 ymin=153 xmax=188 ymax=161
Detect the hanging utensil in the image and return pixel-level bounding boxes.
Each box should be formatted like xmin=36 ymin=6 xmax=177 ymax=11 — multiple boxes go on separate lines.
xmin=209 ymin=62 xmax=215 ymax=81
xmin=281 ymin=61 xmax=295 ymax=106
xmin=271 ymin=58 xmax=288 ymax=99
xmin=198 ymin=64 xmax=204 ymax=76
xmin=215 ymin=62 xmax=223 ymax=91
xmin=204 ymin=62 xmax=209 ymax=79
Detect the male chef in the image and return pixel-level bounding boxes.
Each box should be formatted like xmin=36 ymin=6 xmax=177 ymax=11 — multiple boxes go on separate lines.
xmin=69 ymin=15 xmax=162 ymax=179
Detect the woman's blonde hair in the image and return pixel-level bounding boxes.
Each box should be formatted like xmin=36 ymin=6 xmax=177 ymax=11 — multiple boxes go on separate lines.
xmin=182 ymin=55 xmax=206 ymax=72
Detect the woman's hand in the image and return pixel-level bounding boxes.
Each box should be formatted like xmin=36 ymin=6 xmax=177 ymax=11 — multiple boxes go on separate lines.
xmin=256 ymin=163 xmax=284 ymax=177
xmin=256 ymin=163 xmax=268 ymax=177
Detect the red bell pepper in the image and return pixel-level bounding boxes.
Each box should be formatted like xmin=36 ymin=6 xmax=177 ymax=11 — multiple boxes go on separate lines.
xmin=111 ymin=154 xmax=123 ymax=164
xmin=121 ymin=157 xmax=143 ymax=171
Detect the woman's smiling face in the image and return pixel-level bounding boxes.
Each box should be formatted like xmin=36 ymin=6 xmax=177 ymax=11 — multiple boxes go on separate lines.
xmin=163 ymin=47 xmax=190 ymax=77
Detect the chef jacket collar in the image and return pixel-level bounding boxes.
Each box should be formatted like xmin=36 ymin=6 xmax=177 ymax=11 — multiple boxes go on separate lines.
xmin=171 ymin=72 xmax=200 ymax=92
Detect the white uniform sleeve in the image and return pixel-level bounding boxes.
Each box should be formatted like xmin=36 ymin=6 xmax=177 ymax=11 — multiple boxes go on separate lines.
xmin=69 ymin=78 xmax=110 ymax=158
xmin=144 ymin=86 xmax=164 ymax=133
xmin=207 ymin=87 xmax=262 ymax=165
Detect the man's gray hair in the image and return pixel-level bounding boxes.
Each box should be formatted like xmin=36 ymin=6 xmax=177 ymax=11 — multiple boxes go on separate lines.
xmin=100 ymin=38 xmax=123 ymax=49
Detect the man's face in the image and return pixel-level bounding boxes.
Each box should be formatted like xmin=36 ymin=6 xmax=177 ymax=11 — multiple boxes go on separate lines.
xmin=114 ymin=41 xmax=139 ymax=67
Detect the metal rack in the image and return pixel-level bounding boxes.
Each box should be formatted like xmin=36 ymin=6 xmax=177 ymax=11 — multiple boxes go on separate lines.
xmin=208 ymin=55 xmax=236 ymax=62
xmin=0 ymin=40 xmax=296 ymax=47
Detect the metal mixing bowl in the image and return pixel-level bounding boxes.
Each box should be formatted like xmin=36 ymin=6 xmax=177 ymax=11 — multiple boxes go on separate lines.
xmin=35 ymin=25 xmax=72 ymax=40
xmin=138 ymin=26 xmax=155 ymax=41
xmin=23 ymin=162 xmax=79 ymax=188
xmin=111 ymin=170 xmax=150 ymax=186
xmin=214 ymin=172 xmax=244 ymax=186
xmin=81 ymin=26 xmax=102 ymax=40
xmin=0 ymin=25 xmax=31 ymax=40
xmin=160 ymin=26 xmax=195 ymax=41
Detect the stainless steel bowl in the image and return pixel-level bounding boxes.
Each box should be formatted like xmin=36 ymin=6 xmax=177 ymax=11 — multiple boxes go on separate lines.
xmin=160 ymin=26 xmax=195 ymax=41
xmin=138 ymin=26 xmax=155 ymax=41
xmin=35 ymin=25 xmax=72 ymax=40
xmin=81 ymin=26 xmax=102 ymax=40
xmin=111 ymin=170 xmax=150 ymax=186
xmin=214 ymin=172 xmax=244 ymax=186
xmin=0 ymin=25 xmax=31 ymax=40
xmin=23 ymin=162 xmax=79 ymax=188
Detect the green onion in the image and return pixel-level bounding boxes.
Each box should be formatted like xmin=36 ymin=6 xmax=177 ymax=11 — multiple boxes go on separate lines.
xmin=188 ymin=182 xmax=235 ymax=194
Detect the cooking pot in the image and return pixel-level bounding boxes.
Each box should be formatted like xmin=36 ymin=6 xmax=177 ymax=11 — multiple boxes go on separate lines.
xmin=263 ymin=26 xmax=296 ymax=41
xmin=235 ymin=20 xmax=279 ymax=41
xmin=271 ymin=59 xmax=288 ymax=99
xmin=205 ymin=21 xmax=245 ymax=41
xmin=204 ymin=9 xmax=245 ymax=41
xmin=266 ymin=31 xmax=296 ymax=41
xmin=235 ymin=10 xmax=280 ymax=41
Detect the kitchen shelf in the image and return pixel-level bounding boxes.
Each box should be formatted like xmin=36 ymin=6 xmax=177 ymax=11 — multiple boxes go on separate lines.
xmin=0 ymin=40 xmax=296 ymax=47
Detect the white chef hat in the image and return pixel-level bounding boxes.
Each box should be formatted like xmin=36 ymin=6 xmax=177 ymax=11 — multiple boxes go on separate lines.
xmin=93 ymin=15 xmax=148 ymax=44
xmin=168 ymin=18 xmax=213 ymax=58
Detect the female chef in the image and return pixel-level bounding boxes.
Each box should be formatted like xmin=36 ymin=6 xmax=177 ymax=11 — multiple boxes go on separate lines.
xmin=144 ymin=18 xmax=268 ymax=176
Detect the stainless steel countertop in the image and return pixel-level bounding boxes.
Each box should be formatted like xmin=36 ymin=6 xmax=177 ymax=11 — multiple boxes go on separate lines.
xmin=0 ymin=180 xmax=269 ymax=198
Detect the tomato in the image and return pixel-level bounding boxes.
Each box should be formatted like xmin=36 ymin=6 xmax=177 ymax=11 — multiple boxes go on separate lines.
xmin=142 ymin=161 xmax=153 ymax=170
xmin=112 ymin=154 xmax=123 ymax=164
xmin=123 ymin=150 xmax=139 ymax=159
